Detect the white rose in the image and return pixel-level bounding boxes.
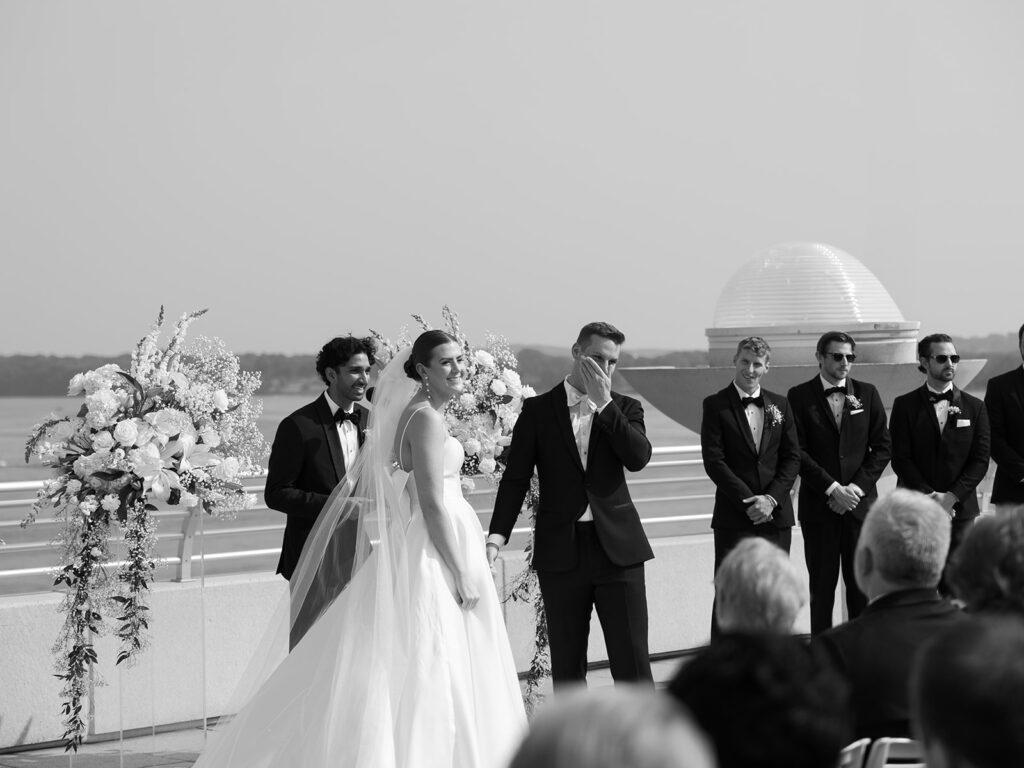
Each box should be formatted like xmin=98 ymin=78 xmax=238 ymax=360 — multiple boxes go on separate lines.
xmin=490 ymin=379 xmax=508 ymax=397
xmin=92 ymin=431 xmax=115 ymax=451
xmin=100 ymin=494 xmax=121 ymax=513
xmin=79 ymin=497 xmax=99 ymax=516
xmin=65 ymin=479 xmax=82 ymax=496
xmin=113 ymin=419 xmax=139 ymax=446
xmin=179 ymin=491 xmax=200 ymax=508
xmin=68 ymin=373 xmax=87 ymax=396
xmin=458 ymin=393 xmax=477 ymax=410
xmin=213 ymin=457 xmax=240 ymax=481
xmin=479 ymin=456 xmax=497 ymax=474
xmin=213 ymin=390 xmax=229 ymax=411
xmin=463 ymin=438 xmax=482 ymax=456
xmin=146 ymin=408 xmax=191 ymax=437
xmin=474 ymin=350 xmax=496 ymax=369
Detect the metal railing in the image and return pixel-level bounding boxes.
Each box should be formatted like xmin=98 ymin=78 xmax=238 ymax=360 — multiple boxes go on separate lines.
xmin=0 ymin=445 xmax=713 ymax=596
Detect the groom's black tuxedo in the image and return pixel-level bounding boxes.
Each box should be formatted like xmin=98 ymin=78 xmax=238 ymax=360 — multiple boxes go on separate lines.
xmin=984 ymin=366 xmax=1024 ymax=506
xmin=787 ymin=377 xmax=891 ymax=632
xmin=265 ymin=393 xmax=369 ymax=580
xmin=491 ymin=383 xmax=654 ymax=686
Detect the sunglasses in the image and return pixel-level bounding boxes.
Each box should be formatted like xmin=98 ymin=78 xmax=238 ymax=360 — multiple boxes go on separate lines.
xmin=929 ymin=354 xmax=961 ymax=364
xmin=825 ymin=353 xmax=856 ymax=362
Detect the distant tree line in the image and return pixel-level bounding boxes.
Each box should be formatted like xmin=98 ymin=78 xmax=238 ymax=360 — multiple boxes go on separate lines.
xmin=0 ymin=335 xmax=1018 ymax=397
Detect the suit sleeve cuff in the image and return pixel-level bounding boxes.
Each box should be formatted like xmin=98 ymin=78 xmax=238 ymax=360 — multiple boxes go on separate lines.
xmin=825 ymin=481 xmax=840 ymax=497
xmin=766 ymin=495 xmax=778 ymax=508
xmin=486 ymin=533 xmax=507 ymax=548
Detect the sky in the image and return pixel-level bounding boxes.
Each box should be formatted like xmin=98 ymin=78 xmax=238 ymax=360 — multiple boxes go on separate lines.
xmin=2 ymin=1 xmax=1024 ymax=356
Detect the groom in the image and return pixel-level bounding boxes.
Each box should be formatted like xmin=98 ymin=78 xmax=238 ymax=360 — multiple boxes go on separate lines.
xmin=265 ymin=336 xmax=375 ymax=645
xmin=488 ymin=322 xmax=654 ymax=688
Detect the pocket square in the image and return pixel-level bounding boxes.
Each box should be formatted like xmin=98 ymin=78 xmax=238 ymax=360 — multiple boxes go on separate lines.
xmin=956 ymin=419 xmax=971 ymax=428
xmin=850 ymin=409 xmax=864 ymax=415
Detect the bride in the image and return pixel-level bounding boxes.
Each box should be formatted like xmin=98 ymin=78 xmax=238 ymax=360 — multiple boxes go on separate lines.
xmin=194 ymin=330 xmax=528 ymax=768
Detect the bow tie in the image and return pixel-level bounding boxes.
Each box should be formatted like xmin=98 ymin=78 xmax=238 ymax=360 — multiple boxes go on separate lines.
xmin=567 ymin=393 xmax=596 ymax=412
xmin=334 ymin=409 xmax=360 ymax=426
xmin=928 ymin=390 xmax=954 ymax=404
xmin=741 ymin=395 xmax=764 ymax=408
xmin=823 ymin=386 xmax=846 ymax=398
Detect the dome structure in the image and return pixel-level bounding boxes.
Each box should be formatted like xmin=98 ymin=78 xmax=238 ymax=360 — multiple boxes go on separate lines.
xmin=713 ymin=242 xmax=904 ymax=327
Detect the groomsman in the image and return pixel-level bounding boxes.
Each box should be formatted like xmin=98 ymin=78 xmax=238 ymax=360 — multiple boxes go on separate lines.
xmin=890 ymin=333 xmax=990 ymax=581
xmin=489 ymin=322 xmax=655 ymax=688
xmin=701 ymin=336 xmax=801 ymax=635
xmin=787 ymin=331 xmax=891 ymax=633
xmin=984 ymin=323 xmax=1024 ymax=513
xmin=265 ymin=335 xmax=375 ymax=582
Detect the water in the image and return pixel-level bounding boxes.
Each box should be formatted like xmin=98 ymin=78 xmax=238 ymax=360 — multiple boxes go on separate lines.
xmin=0 ymin=393 xmax=698 ymax=483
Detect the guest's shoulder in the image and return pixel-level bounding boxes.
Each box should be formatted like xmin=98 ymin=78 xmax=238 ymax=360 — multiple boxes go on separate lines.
xmin=850 ymin=378 xmax=879 ymax=398
xmin=703 ymin=386 xmax=733 ymax=407
xmin=762 ymin=388 xmax=791 ymax=408
xmin=958 ymin=389 xmax=985 ymax=409
xmin=986 ymin=367 xmax=1021 ymax=389
xmin=787 ymin=377 xmax=819 ymax=400
xmin=611 ymin=390 xmax=642 ymax=409
xmin=891 ymin=388 xmax=921 ymax=409
xmin=286 ymin=394 xmax=327 ymax=424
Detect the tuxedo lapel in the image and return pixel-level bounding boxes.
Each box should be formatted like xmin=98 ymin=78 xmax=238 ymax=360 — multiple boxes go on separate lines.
xmin=728 ymin=388 xmax=759 ymax=456
xmin=551 ymin=385 xmax=585 ymax=473
xmin=918 ymin=386 xmax=943 ymax=438
xmin=355 ymin=403 xmax=369 ymax=447
xmin=316 ymin=394 xmax=346 ymax=482
xmin=815 ymin=381 xmax=840 ymax=434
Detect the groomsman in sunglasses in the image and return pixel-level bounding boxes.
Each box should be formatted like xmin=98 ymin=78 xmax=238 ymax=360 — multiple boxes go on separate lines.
xmin=984 ymin=323 xmax=1024 ymax=513
xmin=890 ymin=334 xmax=990 ymax=583
xmin=787 ymin=331 xmax=891 ymax=633
xmin=701 ymin=336 xmax=801 ymax=636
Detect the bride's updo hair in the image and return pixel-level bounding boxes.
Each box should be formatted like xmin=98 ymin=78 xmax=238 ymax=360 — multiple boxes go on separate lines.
xmin=404 ymin=330 xmax=459 ymax=381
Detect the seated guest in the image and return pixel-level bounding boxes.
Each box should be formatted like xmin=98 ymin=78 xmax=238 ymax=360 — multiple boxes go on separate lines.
xmin=816 ymin=489 xmax=966 ymax=739
xmin=714 ymin=537 xmax=808 ymax=634
xmin=508 ymin=686 xmax=714 ymax=768
xmin=946 ymin=512 xmax=1024 ymax=615
xmin=912 ymin=614 xmax=1024 ymax=768
xmin=668 ymin=634 xmax=849 ymax=768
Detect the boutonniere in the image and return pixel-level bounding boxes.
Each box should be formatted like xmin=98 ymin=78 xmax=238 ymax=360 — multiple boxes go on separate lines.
xmin=765 ymin=402 xmax=783 ymax=428
xmin=948 ymin=405 xmax=962 ymax=416
xmin=845 ymin=394 xmax=863 ymax=410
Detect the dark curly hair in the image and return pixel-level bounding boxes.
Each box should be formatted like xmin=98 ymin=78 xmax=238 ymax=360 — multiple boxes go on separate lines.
xmin=403 ymin=330 xmax=459 ymax=381
xmin=668 ymin=634 xmax=850 ymax=768
xmin=315 ymin=336 xmax=377 ymax=386
xmin=947 ymin=513 xmax=1024 ymax=615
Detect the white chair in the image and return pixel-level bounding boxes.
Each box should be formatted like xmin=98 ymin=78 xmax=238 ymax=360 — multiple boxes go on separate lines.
xmin=838 ymin=737 xmax=870 ymax=768
xmin=864 ymin=737 xmax=924 ymax=768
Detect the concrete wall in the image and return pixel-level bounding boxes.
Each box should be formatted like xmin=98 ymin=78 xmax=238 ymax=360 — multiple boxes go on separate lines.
xmin=1 ymin=531 xmax=835 ymax=750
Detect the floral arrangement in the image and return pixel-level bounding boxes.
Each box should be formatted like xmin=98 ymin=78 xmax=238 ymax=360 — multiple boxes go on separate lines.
xmin=765 ymin=401 xmax=784 ymax=428
xmin=371 ymin=306 xmax=537 ymax=489
xmin=22 ymin=308 xmax=267 ymax=751
xmin=371 ymin=307 xmax=549 ymax=710
xmin=845 ymin=393 xmax=864 ymax=410
xmin=948 ymin=404 xmax=962 ymax=417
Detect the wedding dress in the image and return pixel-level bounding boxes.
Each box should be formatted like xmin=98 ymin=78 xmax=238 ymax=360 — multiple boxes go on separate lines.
xmin=193 ymin=350 xmax=526 ymax=768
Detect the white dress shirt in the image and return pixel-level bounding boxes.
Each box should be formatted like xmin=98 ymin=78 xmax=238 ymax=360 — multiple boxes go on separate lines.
xmin=819 ymin=376 xmax=862 ymax=499
xmin=733 ymin=382 xmax=764 ymax=448
xmin=324 ymin=392 xmax=360 ymax=472
xmin=926 ymin=383 xmax=955 ymax=432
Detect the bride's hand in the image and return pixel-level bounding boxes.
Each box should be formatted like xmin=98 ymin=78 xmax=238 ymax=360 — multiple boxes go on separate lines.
xmin=455 ymin=574 xmax=480 ymax=610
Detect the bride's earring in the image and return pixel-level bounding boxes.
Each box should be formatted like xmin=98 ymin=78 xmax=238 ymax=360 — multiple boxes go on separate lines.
xmin=423 ymin=378 xmax=431 ymax=401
